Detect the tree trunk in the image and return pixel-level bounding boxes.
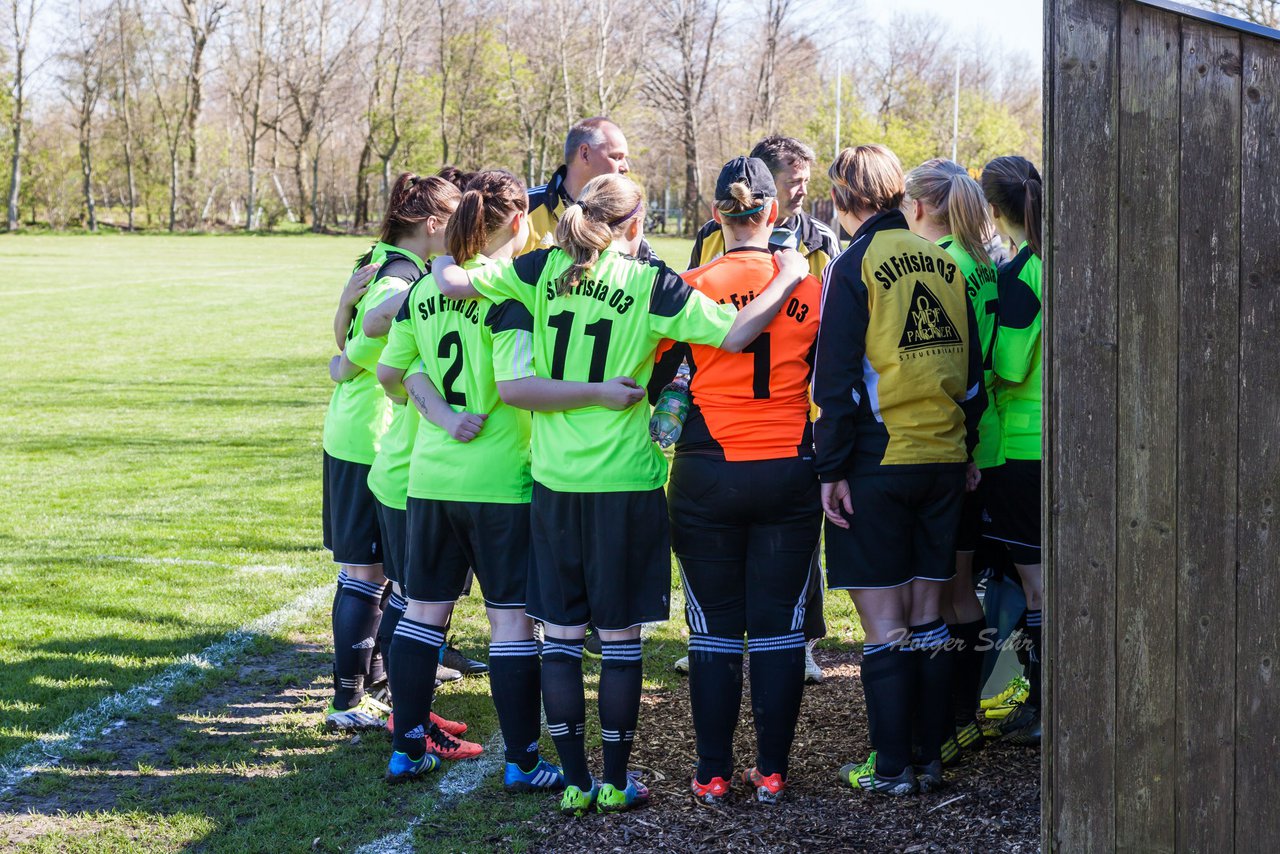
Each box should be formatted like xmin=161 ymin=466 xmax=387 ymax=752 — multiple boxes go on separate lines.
xmin=310 ymin=150 xmax=322 ymax=232
xmin=353 ymin=136 xmax=372 ymax=230
xmin=7 ymin=64 xmax=23 ymax=232
xmin=167 ymin=144 xmax=180 ymax=232
xmin=293 ymin=145 xmax=308 ymax=225
xmin=80 ymin=132 xmax=97 ymax=232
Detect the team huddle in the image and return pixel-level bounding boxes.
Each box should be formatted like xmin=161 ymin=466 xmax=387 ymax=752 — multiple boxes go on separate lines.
xmin=319 ymin=116 xmax=1044 ymax=814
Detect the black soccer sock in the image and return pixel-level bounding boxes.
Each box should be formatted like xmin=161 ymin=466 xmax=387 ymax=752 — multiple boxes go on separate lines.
xmin=910 ymin=620 xmax=953 ymax=764
xmin=330 ymin=569 xmax=347 ymax=699
xmin=489 ymin=639 xmax=543 ymax=770
xmin=949 ymin=617 xmax=987 ymax=726
xmin=688 ymin=633 xmax=744 ymax=783
xmin=388 ymin=617 xmax=446 ymax=758
xmin=1025 ymin=609 xmax=1043 ymax=707
xmin=541 ymin=638 xmax=589 ymax=789
xmin=861 ymin=642 xmax=914 ymax=777
xmin=375 ymin=592 xmax=407 ymax=693
xmin=747 ymin=632 xmax=806 ymax=778
xmin=332 ymin=575 xmax=385 ymax=709
xmin=367 ymin=583 xmax=392 ymax=686
xmin=598 ymin=639 xmax=643 ymax=789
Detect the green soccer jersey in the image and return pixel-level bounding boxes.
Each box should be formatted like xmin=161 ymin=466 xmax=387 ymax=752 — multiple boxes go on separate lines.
xmin=939 ymin=235 xmax=1004 ymax=469
xmin=380 ymin=255 xmax=533 ymax=504
xmin=468 ymin=248 xmax=738 ymax=493
xmin=322 ymin=244 xmax=425 ymax=465
xmin=993 ymin=243 xmax=1042 ymax=461
xmin=366 ymin=361 xmax=423 ymax=511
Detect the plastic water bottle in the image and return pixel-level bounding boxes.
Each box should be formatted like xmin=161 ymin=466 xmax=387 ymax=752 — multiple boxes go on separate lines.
xmin=650 ymin=362 xmax=692 ymax=448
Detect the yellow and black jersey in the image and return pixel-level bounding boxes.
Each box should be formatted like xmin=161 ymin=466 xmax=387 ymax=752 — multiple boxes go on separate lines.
xmin=687 ymin=210 xmax=838 ymax=278
xmin=812 ymin=209 xmax=985 ymax=479
xmin=522 ymin=165 xmax=658 ymax=262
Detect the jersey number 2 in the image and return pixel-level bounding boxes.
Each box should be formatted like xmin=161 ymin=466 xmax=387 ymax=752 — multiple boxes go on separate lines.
xmin=438 ymin=331 xmax=467 ymax=406
xmin=548 ymin=311 xmax=612 ymax=383
xmin=742 ymin=333 xmax=771 ymax=399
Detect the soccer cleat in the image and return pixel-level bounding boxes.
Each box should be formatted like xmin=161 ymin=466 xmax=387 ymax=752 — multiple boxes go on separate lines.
xmin=430 ymin=711 xmax=468 ymax=736
xmin=425 ymin=723 xmax=483 ymax=760
xmin=940 ymin=735 xmax=961 ymax=767
xmin=325 ymin=694 xmax=390 ymax=732
xmin=436 ymin=663 xmax=463 ymax=683
xmin=673 ymin=654 xmax=690 ymax=674
xmin=690 ymin=775 xmax=731 ymax=804
xmin=558 ymin=781 xmax=600 ymax=817
xmin=914 ymin=759 xmax=945 ymax=794
xmin=597 ymin=773 xmax=650 ymax=812
xmin=954 ymin=721 xmax=986 ymax=753
xmin=441 ymin=641 xmax=489 ymax=676
xmin=385 ymin=750 xmax=441 ymax=784
xmin=804 ymin=639 xmax=824 ymax=684
xmin=742 ymin=767 xmax=786 ymax=804
xmin=503 ymin=758 xmax=566 ymax=793
xmin=981 ymin=674 xmax=1030 ymax=711
xmin=583 ymin=627 xmax=602 ymax=659
xmin=999 ymin=703 xmax=1042 ymax=746
xmin=838 ymin=752 xmax=918 ymax=797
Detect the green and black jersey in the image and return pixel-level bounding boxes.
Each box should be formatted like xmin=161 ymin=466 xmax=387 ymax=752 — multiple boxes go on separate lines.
xmin=813 ymin=210 xmax=985 ymax=479
xmin=366 ymin=364 xmax=422 ymax=511
xmin=688 ymin=210 xmax=838 ymax=278
xmin=380 ymin=255 xmax=533 ymax=504
xmin=939 ymin=235 xmax=1004 ymax=469
xmin=322 ymin=243 xmax=425 ymax=465
xmin=523 ymin=166 xmax=657 ymax=261
xmin=469 ymin=248 xmax=738 ymax=493
xmin=993 ymin=243 xmax=1042 ymax=461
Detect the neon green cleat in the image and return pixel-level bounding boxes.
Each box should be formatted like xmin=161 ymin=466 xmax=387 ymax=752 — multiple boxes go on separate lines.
xmin=325 ymin=694 xmax=390 ymax=732
xmin=598 ymin=775 xmax=650 ymax=812
xmin=837 ymin=751 xmax=918 ymax=796
xmin=558 ymin=781 xmax=600 ymax=817
xmin=981 ymin=674 xmax=1030 ymax=712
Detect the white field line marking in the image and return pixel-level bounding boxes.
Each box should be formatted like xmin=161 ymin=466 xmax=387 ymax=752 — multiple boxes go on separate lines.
xmin=0 ymin=582 xmax=329 ymax=797
xmin=351 ymin=731 xmax=506 ymax=854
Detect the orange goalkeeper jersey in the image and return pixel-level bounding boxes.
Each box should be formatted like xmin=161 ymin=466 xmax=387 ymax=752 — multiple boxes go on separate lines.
xmin=656 ymin=246 xmax=822 ymax=461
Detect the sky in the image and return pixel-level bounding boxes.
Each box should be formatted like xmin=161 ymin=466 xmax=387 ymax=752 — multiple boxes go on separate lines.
xmin=865 ymin=0 xmax=1044 ymax=64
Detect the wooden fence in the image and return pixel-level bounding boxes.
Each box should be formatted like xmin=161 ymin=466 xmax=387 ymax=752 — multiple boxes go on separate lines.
xmin=1045 ymin=0 xmax=1280 ymax=849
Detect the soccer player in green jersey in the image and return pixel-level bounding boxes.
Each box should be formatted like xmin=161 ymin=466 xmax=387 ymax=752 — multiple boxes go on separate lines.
xmin=376 ymin=170 xmax=563 ymax=786
xmin=322 ymin=172 xmax=459 ymax=731
xmin=431 ymin=173 xmax=809 ymax=816
xmin=904 ymin=158 xmax=1003 ymax=760
xmin=980 ymin=155 xmax=1044 ymax=747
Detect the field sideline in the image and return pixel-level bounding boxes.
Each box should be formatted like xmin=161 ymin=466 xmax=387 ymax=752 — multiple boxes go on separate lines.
xmin=2 ymin=234 xmax=902 ymax=852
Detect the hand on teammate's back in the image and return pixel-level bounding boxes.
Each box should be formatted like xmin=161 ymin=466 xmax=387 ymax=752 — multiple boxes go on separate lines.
xmin=340 ymin=263 xmax=379 ymax=308
xmin=966 ymin=463 xmax=982 ymax=493
xmin=596 ymin=377 xmax=645 ymax=411
xmin=821 ymin=479 xmax=854 ymax=529
xmin=773 ymin=248 xmax=808 ymax=286
xmin=442 ymin=411 xmax=487 ymax=443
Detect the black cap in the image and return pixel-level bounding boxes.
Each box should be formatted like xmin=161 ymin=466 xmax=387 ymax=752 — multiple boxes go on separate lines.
xmin=715 ymin=156 xmax=776 ymax=202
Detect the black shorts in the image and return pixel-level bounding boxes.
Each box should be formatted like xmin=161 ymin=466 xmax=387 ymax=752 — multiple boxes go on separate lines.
xmin=322 ymin=452 xmax=383 ymax=566
xmin=668 ymin=455 xmax=822 ymax=638
xmin=403 ymin=497 xmax=531 ymax=609
xmin=825 ymin=468 xmax=965 ymax=590
xmin=375 ymin=502 xmax=406 ymax=586
xmin=528 ymin=484 xmax=671 ymax=632
xmin=985 ymin=458 xmax=1041 ymax=564
xmin=954 ymin=467 xmax=998 ymax=553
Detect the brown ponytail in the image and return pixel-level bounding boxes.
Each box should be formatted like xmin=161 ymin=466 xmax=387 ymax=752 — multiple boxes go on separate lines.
xmin=715 ymin=180 xmax=773 ymax=231
xmin=552 ymin=173 xmax=644 ymax=295
xmin=981 ymin=156 xmax=1042 ymax=258
xmin=446 ymin=170 xmax=528 ymax=264
xmin=904 ymin=158 xmax=993 ymax=265
xmin=380 ymin=172 xmax=460 ymax=245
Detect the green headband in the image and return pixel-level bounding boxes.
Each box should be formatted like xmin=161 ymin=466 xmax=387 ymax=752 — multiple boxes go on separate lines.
xmin=722 ymin=204 xmax=765 ymax=217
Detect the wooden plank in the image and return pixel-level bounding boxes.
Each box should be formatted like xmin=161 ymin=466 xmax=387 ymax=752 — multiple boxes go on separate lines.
xmin=1115 ymin=4 xmax=1179 ymax=850
xmin=1236 ymin=33 xmax=1280 ymax=850
xmin=1046 ymin=1 xmax=1119 ymax=850
xmin=1177 ymin=17 xmax=1241 ymax=853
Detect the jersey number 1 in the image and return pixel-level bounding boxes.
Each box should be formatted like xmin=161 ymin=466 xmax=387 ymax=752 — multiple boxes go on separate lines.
xmin=548 ymin=311 xmax=612 ymax=383
xmin=742 ymin=333 xmax=771 ymax=399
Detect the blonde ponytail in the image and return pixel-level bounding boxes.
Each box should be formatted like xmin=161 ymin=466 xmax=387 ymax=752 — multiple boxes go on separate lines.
xmin=715 ymin=180 xmax=772 ymax=231
xmin=905 ymin=158 xmax=993 ymax=266
xmin=552 ymin=173 xmax=644 ymax=295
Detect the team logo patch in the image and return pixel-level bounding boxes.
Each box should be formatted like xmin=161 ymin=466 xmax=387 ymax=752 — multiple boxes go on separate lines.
xmin=405 ymin=724 xmax=425 ymax=740
xmin=898 ymin=282 xmax=962 ymax=352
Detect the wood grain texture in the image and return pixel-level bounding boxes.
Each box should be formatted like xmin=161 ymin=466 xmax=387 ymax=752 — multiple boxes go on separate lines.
xmin=1177 ymin=17 xmax=1241 ymax=854
xmin=1115 ymin=5 xmax=1180 ymax=850
xmin=1236 ymin=33 xmax=1280 ymax=852
xmin=1046 ymin=1 xmax=1120 ymax=850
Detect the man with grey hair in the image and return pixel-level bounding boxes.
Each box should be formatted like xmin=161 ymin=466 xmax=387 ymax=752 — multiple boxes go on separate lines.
xmin=523 ymin=117 xmax=656 ymax=261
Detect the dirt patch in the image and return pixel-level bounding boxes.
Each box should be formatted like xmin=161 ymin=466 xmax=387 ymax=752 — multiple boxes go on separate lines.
xmin=530 ymin=647 xmax=1040 ymax=853
xmin=0 ymin=637 xmax=331 ymax=849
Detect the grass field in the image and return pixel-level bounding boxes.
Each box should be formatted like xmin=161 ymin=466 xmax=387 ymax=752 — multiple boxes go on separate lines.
xmin=0 ymin=233 xmax=877 ymax=852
